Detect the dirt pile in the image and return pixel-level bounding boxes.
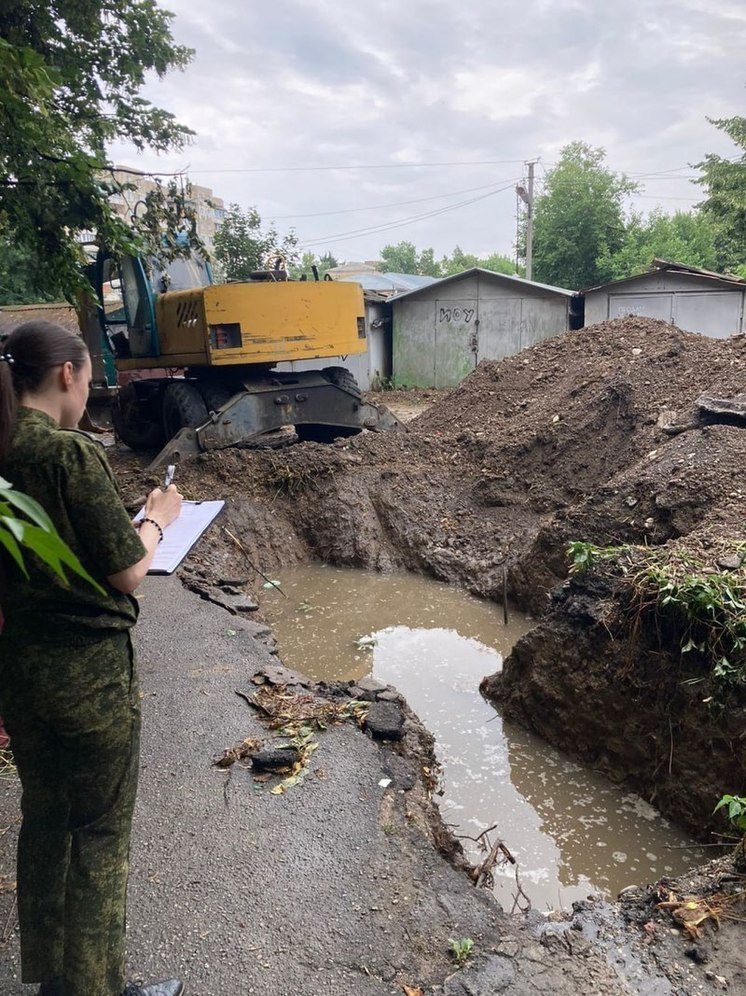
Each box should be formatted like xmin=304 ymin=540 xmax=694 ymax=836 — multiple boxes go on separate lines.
xmin=114 ymin=316 xmax=746 ymax=612
xmin=129 ymin=316 xmax=746 ymax=609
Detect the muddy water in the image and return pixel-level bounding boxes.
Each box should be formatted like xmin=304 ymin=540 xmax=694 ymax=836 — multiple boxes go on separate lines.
xmin=259 ymin=564 xmax=708 ymax=910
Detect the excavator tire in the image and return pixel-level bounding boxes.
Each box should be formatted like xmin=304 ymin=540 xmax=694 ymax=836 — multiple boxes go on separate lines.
xmin=321 ymin=366 xmax=362 ymax=399
xmin=112 ymin=382 xmax=166 ymax=450
xmin=162 ymin=381 xmax=209 ymax=439
xmin=198 ymin=382 xmax=236 ymax=414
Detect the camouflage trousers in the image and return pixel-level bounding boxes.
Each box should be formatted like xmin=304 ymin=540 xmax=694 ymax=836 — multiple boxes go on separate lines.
xmin=0 ymin=629 xmax=140 ymax=996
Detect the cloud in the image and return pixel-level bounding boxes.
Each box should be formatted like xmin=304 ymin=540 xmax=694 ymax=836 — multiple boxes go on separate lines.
xmin=109 ymin=0 xmax=744 ymax=260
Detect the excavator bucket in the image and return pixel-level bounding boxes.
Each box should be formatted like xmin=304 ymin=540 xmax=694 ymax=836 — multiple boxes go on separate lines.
xmin=146 ymin=370 xmax=401 ymax=471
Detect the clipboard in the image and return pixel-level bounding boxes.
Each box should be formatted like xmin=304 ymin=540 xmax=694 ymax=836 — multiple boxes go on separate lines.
xmin=134 ymin=500 xmax=225 ymax=575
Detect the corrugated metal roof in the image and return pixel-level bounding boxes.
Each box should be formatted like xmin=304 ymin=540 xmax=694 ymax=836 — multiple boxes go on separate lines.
xmin=583 ymin=259 xmax=746 ymax=293
xmin=332 ymin=271 xmax=439 ymax=295
xmin=388 ymin=267 xmax=576 ymax=303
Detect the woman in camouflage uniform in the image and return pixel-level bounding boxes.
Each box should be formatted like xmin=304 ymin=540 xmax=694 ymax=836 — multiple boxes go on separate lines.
xmin=0 ymin=321 xmax=184 ymax=996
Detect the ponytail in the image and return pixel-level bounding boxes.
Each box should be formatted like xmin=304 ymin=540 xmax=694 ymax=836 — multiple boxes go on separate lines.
xmin=0 ymin=321 xmax=89 ymax=460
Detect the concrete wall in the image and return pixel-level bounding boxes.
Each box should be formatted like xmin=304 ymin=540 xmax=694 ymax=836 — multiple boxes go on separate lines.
xmin=584 ymin=272 xmax=746 ymax=339
xmin=276 ymin=299 xmax=390 ymax=391
xmin=393 ymin=271 xmax=570 ymax=388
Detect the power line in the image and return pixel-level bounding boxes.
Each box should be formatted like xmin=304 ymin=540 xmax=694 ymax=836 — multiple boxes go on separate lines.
xmin=271 ymin=178 xmax=520 ymax=220
xmin=112 ymin=159 xmax=531 ymax=178
xmin=298 ymin=181 xmax=520 ymax=249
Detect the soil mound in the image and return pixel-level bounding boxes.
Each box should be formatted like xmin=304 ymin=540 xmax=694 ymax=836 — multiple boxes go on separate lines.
xmin=114 ymin=315 xmax=746 ymax=611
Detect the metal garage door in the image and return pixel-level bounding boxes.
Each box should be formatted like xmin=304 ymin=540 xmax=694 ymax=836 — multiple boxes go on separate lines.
xmin=434 ymin=299 xmax=478 ymax=388
xmin=609 ymin=294 xmax=673 ymax=322
xmin=477 ymin=298 xmax=522 ymax=362
xmin=673 ymin=292 xmax=742 ymax=339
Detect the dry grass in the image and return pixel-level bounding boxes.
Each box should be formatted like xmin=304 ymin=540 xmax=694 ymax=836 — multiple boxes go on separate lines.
xmin=0 ymin=748 xmax=16 ymax=782
xmin=657 ymin=886 xmax=746 ymax=939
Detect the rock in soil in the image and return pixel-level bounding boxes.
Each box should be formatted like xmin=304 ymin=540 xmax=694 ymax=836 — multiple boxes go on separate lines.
xmin=364 ymin=702 xmax=405 ymax=740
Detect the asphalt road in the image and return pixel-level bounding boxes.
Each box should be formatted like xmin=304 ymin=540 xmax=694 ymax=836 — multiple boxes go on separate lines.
xmin=0 ymin=578 xmax=632 ymax=996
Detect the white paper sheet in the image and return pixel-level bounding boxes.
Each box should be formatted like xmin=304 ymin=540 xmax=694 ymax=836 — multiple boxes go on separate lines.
xmin=134 ymin=500 xmax=225 ymax=575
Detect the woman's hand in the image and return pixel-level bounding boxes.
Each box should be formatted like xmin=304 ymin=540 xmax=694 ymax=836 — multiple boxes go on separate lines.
xmin=143 ymin=484 xmax=183 ymax=530
xmin=108 ymin=486 xmax=183 ymax=594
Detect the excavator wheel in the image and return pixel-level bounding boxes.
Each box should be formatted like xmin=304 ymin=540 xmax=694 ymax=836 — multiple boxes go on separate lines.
xmin=112 ymin=382 xmax=166 ymax=450
xmin=198 ymin=382 xmax=236 ymax=414
xmin=162 ymin=381 xmax=209 ymax=439
xmin=321 ymin=366 xmax=362 ymax=399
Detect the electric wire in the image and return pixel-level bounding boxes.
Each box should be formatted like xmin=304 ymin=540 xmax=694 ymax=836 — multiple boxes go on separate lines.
xmin=270 ymin=179 xmax=515 ymax=220
xmin=297 ymin=181 xmax=520 ymax=249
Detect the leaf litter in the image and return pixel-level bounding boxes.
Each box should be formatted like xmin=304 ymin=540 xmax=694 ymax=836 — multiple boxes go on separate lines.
xmin=221 ymin=681 xmax=369 ymax=795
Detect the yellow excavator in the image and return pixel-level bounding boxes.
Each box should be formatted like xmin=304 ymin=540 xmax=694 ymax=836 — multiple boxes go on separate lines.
xmin=94 ymin=250 xmax=398 ymax=467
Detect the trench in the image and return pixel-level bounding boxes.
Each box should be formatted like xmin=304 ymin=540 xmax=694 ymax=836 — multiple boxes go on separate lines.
xmin=257 ymin=562 xmax=708 ymax=911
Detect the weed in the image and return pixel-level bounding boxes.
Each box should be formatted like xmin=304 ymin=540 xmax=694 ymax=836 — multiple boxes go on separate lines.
xmin=566 ymin=540 xmax=746 ymax=695
xmin=448 ymin=937 xmax=474 ymax=967
xmin=382 ymin=822 xmax=399 ymax=836
xmin=714 ymin=794 xmax=746 ymax=833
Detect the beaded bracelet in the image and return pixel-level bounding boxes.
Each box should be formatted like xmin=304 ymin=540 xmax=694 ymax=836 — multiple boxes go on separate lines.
xmin=139 ymin=517 xmax=164 ymax=543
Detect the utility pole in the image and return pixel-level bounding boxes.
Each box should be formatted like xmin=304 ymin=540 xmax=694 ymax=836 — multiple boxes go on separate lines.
xmin=525 ymin=160 xmax=535 ymax=282
xmin=515 ymin=159 xmax=537 ymax=281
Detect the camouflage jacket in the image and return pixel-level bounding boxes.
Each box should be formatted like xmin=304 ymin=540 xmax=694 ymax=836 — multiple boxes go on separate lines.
xmin=0 ymin=407 xmax=146 ymax=644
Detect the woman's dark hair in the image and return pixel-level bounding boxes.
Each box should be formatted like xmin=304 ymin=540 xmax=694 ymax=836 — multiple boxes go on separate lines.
xmin=0 ymin=320 xmax=89 ymax=459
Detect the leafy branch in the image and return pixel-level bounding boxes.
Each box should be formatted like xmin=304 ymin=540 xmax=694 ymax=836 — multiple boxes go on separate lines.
xmin=0 ymin=477 xmax=105 ymax=595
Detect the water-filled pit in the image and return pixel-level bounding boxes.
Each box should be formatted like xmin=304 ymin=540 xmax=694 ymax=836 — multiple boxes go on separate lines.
xmin=259 ymin=563 xmax=708 ymax=910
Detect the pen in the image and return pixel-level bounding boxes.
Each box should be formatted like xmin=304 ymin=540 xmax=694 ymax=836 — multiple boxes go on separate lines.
xmin=164 ymin=464 xmax=176 ymax=489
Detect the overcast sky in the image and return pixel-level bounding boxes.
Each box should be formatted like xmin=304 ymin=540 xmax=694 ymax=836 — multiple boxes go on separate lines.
xmin=109 ymin=0 xmax=745 ymax=263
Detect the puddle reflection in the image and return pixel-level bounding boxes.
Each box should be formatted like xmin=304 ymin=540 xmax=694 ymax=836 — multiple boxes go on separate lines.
xmin=260 ymin=564 xmax=708 ymax=909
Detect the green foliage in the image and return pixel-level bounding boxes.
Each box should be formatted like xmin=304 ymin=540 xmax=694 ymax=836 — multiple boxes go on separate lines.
xmin=0 ymin=2 xmax=198 ymax=300
xmin=440 ymin=246 xmax=518 ymax=277
xmin=567 ymin=540 xmax=746 ymax=694
xmin=448 ymin=938 xmax=474 ymax=967
xmin=695 ymin=116 xmax=746 ymax=274
xmin=289 ymin=250 xmax=338 ymax=281
xmin=641 ymin=556 xmax=746 ymax=690
xmin=604 ymin=209 xmax=719 ymax=280
xmin=0 ymin=237 xmax=56 ymax=305
xmin=714 ymin=794 xmax=746 ymax=832
xmin=567 ymin=540 xmax=625 ymax=573
xmin=379 ymin=240 xmax=519 ymax=278
xmin=212 ymin=204 xmax=298 ymax=281
xmin=532 ymin=142 xmax=638 ymax=289
xmin=379 ymin=240 xmax=436 ymax=275
xmin=0 ymin=476 xmax=105 ymax=594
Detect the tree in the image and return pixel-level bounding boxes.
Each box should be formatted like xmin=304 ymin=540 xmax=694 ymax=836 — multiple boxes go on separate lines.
xmin=0 ymin=2 xmax=197 ymax=301
xmin=318 ymin=251 xmax=339 ymax=275
xmin=695 ymin=115 xmax=746 ymax=276
xmin=212 ymin=204 xmax=298 ymax=281
xmin=0 ymin=238 xmax=55 ymax=305
xmin=604 ymin=209 xmax=719 ymax=280
xmin=440 ymin=246 xmax=517 ymax=277
xmin=531 ymin=142 xmax=638 ymax=289
xmin=289 ymin=250 xmax=338 ymax=281
xmin=380 ymin=241 xmax=422 ymax=274
xmin=379 ymin=240 xmax=518 ymax=278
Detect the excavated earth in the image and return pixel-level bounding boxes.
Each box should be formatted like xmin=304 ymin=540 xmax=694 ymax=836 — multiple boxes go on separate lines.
xmin=111 ymin=315 xmax=746 ymax=993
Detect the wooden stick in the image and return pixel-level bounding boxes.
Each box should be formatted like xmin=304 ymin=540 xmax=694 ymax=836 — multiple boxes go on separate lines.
xmin=223 ymin=527 xmax=287 ymax=597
